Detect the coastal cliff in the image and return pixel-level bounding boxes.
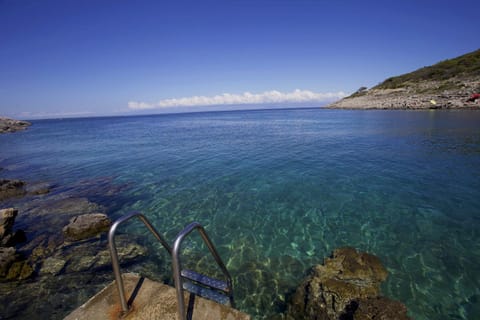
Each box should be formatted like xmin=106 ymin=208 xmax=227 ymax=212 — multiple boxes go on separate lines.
xmin=327 ymin=49 xmax=480 ymax=109
xmin=0 ymin=117 xmax=31 ymax=134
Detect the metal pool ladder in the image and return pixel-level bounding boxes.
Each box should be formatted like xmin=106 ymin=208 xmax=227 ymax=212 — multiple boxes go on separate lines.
xmin=108 ymin=211 xmax=235 ymax=319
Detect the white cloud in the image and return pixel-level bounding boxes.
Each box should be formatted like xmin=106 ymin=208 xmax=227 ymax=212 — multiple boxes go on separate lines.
xmin=128 ymin=89 xmax=346 ymax=110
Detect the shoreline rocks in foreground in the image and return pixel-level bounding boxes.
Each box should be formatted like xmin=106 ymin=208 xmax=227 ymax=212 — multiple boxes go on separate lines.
xmin=0 ymin=176 xmax=148 ymax=286
xmin=285 ymin=247 xmax=410 ymax=320
xmin=0 ymin=117 xmax=31 ymax=134
xmin=0 ymin=197 xmax=148 ymax=319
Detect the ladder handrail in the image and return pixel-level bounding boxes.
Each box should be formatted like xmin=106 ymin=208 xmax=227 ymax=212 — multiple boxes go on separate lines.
xmin=172 ymin=222 xmax=234 ymax=320
xmin=108 ymin=211 xmax=172 ymax=316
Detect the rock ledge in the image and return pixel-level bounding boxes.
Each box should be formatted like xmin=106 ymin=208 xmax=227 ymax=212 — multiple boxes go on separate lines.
xmin=63 ymin=213 xmax=112 ymax=242
xmin=286 ymin=247 xmax=410 ymax=320
xmin=0 ymin=117 xmax=31 ymax=134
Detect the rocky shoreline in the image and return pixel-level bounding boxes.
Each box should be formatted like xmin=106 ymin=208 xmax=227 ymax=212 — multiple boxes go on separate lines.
xmin=0 ymin=176 xmax=153 ymax=319
xmin=0 ymin=117 xmax=31 ymax=134
xmin=327 ymin=78 xmax=480 ymax=110
xmin=0 ymin=177 xmax=144 ymax=280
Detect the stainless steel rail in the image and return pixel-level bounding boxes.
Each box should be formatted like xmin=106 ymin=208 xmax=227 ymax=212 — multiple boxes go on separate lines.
xmin=108 ymin=211 xmax=172 ymax=316
xmin=172 ymin=222 xmax=234 ymax=320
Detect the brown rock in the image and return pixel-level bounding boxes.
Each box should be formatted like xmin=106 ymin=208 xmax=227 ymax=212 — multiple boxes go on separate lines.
xmin=286 ymin=247 xmax=391 ymax=320
xmin=61 ymin=234 xmax=148 ymax=273
xmin=0 ymin=117 xmax=31 ymax=134
xmin=26 ymin=197 xmax=104 ymax=217
xmin=65 ymin=242 xmax=147 ymax=273
xmin=6 ymin=260 xmax=34 ymax=280
xmin=0 ymin=246 xmax=17 ymax=277
xmin=62 ymin=213 xmax=111 ymax=242
xmin=39 ymin=257 xmax=66 ymax=275
xmin=0 ymin=208 xmax=18 ymax=240
xmin=24 ymin=234 xmax=62 ymax=262
xmin=26 ymin=182 xmax=51 ymax=195
xmin=0 ymin=208 xmax=26 ymax=247
xmin=347 ymin=296 xmax=411 ymax=320
xmin=0 ymin=179 xmax=26 ymax=201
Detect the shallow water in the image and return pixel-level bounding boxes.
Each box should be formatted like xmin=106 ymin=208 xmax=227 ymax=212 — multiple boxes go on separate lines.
xmin=1 ymin=108 xmax=480 ymax=319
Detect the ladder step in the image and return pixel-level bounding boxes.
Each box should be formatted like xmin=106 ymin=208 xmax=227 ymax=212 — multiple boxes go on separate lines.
xmin=181 ymin=269 xmax=229 ymax=292
xmin=183 ymin=281 xmax=231 ymax=305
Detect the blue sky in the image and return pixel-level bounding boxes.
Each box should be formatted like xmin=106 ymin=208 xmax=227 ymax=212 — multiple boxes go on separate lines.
xmin=1 ymin=0 xmax=479 ymax=119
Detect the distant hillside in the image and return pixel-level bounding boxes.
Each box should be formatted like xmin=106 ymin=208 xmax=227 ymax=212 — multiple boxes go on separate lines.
xmin=328 ymin=49 xmax=480 ymax=109
xmin=375 ymin=49 xmax=480 ymax=91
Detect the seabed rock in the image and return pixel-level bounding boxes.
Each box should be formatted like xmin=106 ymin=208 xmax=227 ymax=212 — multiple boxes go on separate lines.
xmin=0 ymin=208 xmax=18 ymax=242
xmin=62 ymin=213 xmax=112 ymax=242
xmin=16 ymin=197 xmax=106 ymax=237
xmin=347 ymin=296 xmax=410 ymax=320
xmin=0 ymin=247 xmax=17 ymax=277
xmin=6 ymin=260 xmax=34 ymax=280
xmin=26 ymin=182 xmax=52 ymax=195
xmin=286 ymin=247 xmax=410 ymax=320
xmin=0 ymin=247 xmax=32 ymax=281
xmin=26 ymin=197 xmax=104 ymax=217
xmin=0 ymin=208 xmax=26 ymax=247
xmin=0 ymin=208 xmax=31 ymax=280
xmin=63 ymin=239 xmax=148 ymax=273
xmin=0 ymin=178 xmax=151 ymax=318
xmin=0 ymin=179 xmax=26 ymax=201
xmin=39 ymin=257 xmax=67 ymax=276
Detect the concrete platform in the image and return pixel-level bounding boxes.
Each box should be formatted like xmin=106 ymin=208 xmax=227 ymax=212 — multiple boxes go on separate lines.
xmin=64 ymin=273 xmax=250 ymax=320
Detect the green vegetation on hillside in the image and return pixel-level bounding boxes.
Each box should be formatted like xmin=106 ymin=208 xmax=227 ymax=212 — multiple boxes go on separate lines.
xmin=375 ymin=49 xmax=480 ymax=90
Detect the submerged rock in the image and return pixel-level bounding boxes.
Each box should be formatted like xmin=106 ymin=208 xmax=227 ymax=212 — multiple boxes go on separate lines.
xmin=26 ymin=182 xmax=52 ymax=195
xmin=0 ymin=208 xmax=25 ymax=247
xmin=18 ymin=197 xmax=106 ymax=237
xmin=348 ymin=296 xmax=410 ymax=320
xmin=24 ymin=234 xmax=63 ymax=263
xmin=286 ymin=247 xmax=410 ymax=320
xmin=64 ymin=241 xmax=147 ymax=273
xmin=0 ymin=247 xmax=32 ymax=281
xmin=0 ymin=179 xmax=26 ymax=201
xmin=39 ymin=257 xmax=66 ymax=275
xmin=6 ymin=260 xmax=34 ymax=280
xmin=0 ymin=247 xmax=17 ymax=277
xmin=0 ymin=208 xmax=17 ymax=242
xmin=0 ymin=270 xmax=113 ymax=319
xmin=27 ymin=197 xmax=104 ymax=217
xmin=62 ymin=213 xmax=111 ymax=242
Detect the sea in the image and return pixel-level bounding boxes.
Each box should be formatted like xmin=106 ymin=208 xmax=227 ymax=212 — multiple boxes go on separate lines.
xmin=1 ymin=108 xmax=479 ymax=319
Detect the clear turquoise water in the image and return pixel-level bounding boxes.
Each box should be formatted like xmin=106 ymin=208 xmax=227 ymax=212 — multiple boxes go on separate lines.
xmin=1 ymin=108 xmax=480 ymax=319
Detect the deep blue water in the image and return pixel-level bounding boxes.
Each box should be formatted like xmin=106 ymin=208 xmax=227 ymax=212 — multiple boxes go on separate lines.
xmin=1 ymin=108 xmax=480 ymax=319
